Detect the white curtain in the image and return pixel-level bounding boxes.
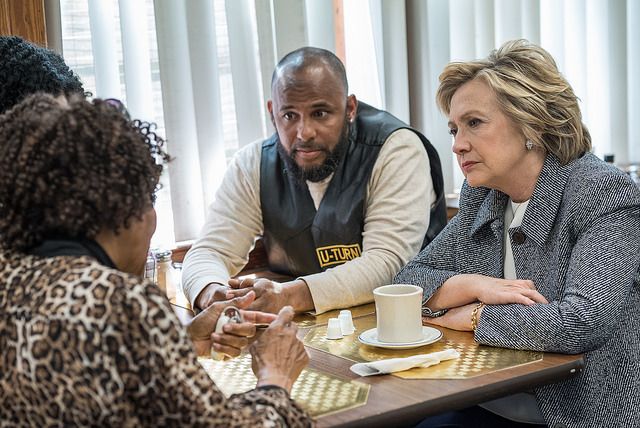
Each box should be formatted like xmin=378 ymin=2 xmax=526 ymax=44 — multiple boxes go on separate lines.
xmin=54 ymin=0 xmax=639 ymax=246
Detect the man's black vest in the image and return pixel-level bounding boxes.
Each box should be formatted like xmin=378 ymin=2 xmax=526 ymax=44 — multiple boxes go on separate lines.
xmin=259 ymin=102 xmax=446 ymax=277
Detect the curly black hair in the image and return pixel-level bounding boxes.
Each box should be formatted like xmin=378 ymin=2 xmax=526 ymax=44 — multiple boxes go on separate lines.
xmin=0 ymin=93 xmax=170 ymax=252
xmin=0 ymin=36 xmax=85 ymax=114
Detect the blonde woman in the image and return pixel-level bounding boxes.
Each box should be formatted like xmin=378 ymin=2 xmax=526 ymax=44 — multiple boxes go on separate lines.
xmin=397 ymin=40 xmax=640 ymax=427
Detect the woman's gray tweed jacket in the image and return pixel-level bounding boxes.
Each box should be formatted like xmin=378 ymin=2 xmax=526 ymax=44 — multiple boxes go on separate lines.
xmin=395 ymin=153 xmax=640 ymax=428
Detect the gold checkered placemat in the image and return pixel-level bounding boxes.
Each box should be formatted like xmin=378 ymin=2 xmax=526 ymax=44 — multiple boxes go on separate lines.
xmin=302 ymin=314 xmax=542 ymax=379
xmin=198 ymin=355 xmax=370 ymax=417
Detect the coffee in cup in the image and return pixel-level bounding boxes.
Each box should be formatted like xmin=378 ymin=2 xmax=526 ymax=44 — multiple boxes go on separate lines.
xmin=373 ymin=284 xmax=423 ymax=343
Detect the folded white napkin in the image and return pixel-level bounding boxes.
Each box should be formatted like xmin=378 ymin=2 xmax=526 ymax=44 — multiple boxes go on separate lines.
xmin=350 ymin=349 xmax=460 ymax=377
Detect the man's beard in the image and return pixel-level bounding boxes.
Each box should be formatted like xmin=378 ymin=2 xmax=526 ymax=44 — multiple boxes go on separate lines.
xmin=278 ymin=119 xmax=350 ymax=184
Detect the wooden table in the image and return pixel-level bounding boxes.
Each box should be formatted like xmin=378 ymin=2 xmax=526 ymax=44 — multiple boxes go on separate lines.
xmin=171 ymin=302 xmax=583 ymax=427
xmin=308 ymin=343 xmax=582 ymax=427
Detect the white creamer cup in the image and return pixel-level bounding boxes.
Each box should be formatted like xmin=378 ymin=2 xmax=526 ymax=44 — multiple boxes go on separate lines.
xmin=373 ymin=284 xmax=423 ymax=343
xmin=338 ymin=310 xmax=355 ymax=335
xmin=326 ymin=318 xmax=343 ymax=340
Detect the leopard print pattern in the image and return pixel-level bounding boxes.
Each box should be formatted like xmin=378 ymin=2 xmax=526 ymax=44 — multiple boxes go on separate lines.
xmin=0 ymin=251 xmax=312 ymax=427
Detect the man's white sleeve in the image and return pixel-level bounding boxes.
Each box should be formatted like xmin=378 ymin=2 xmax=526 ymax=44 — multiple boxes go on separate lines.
xmin=180 ymin=142 xmax=263 ymax=306
xmin=302 ymin=129 xmax=434 ymax=313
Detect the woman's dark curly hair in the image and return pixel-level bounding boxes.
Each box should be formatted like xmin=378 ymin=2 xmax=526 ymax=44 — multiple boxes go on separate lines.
xmin=0 ymin=36 xmax=86 ymax=114
xmin=0 ymin=93 xmax=170 ymax=252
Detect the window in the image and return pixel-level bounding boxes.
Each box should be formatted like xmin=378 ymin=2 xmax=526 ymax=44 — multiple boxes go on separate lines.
xmin=56 ymin=0 xmax=638 ymax=247
xmin=59 ymin=0 xmax=246 ymax=248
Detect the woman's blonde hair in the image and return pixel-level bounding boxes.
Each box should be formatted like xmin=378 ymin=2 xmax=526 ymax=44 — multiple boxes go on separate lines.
xmin=436 ymin=39 xmax=591 ymax=165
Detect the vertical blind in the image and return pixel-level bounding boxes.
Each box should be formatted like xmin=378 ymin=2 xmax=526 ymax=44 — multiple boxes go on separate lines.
xmin=347 ymin=0 xmax=639 ymax=194
xmin=51 ymin=0 xmax=639 ymax=247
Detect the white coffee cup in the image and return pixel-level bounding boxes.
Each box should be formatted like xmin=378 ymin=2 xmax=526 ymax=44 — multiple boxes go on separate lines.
xmin=373 ymin=284 xmax=423 ymax=343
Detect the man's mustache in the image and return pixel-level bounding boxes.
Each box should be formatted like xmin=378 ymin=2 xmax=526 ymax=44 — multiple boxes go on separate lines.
xmin=291 ymin=141 xmax=328 ymax=153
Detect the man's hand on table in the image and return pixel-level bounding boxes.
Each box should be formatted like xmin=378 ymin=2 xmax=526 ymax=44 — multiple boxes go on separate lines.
xmin=187 ymin=291 xmax=277 ymax=358
xmin=194 ymin=282 xmax=230 ymax=311
xmin=226 ymin=277 xmax=315 ymax=314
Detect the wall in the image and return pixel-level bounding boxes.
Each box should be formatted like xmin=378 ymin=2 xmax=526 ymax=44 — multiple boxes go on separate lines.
xmin=0 ymin=0 xmax=47 ymax=46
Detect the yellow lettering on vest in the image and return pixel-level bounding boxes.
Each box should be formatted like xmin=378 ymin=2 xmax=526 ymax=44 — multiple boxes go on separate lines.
xmin=318 ymin=250 xmax=331 ymax=264
xmin=315 ymin=244 xmax=363 ymax=268
xmin=331 ymin=248 xmax=341 ymax=259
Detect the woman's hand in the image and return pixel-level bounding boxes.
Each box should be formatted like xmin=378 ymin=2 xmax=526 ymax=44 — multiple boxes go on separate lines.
xmin=423 ymin=303 xmax=479 ymax=331
xmin=470 ymin=275 xmax=548 ymax=305
xmin=423 ymin=275 xmax=548 ymax=331
xmin=211 ymin=308 xmax=277 ymax=358
xmin=250 ymin=306 xmax=309 ymax=393
xmin=187 ymin=291 xmax=276 ymax=357
xmin=426 ymin=274 xmax=548 ymax=312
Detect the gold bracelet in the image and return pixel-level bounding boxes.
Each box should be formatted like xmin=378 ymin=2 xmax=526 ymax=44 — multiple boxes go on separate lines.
xmin=470 ymin=302 xmax=485 ymax=331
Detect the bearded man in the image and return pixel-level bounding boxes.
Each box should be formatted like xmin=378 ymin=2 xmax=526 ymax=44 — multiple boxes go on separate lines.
xmin=182 ymin=47 xmax=446 ymax=314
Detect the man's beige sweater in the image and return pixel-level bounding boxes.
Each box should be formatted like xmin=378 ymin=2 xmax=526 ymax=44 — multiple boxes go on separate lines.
xmin=181 ymin=129 xmax=434 ymax=313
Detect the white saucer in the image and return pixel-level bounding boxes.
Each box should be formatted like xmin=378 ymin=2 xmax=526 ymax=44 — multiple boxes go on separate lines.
xmin=358 ymin=326 xmax=443 ymax=349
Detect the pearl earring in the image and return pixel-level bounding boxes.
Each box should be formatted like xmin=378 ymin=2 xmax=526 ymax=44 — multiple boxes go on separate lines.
xmin=525 ymin=140 xmax=534 ymax=151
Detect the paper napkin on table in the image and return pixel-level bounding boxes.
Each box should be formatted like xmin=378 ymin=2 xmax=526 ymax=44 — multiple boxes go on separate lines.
xmin=350 ymin=349 xmax=460 ymax=377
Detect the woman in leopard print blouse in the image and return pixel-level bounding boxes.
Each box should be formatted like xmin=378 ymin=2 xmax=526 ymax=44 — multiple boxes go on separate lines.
xmin=0 ymin=94 xmax=312 ymax=427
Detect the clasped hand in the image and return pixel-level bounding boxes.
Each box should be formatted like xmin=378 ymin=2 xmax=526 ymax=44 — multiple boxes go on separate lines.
xmin=472 ymin=276 xmax=548 ymax=306
xmin=422 ymin=274 xmax=549 ymax=331
xmin=196 ymin=276 xmax=314 ymax=314
xmin=187 ymin=291 xmax=276 ymax=358
xmin=188 ymin=292 xmax=308 ymax=392
xmin=226 ymin=277 xmax=289 ymax=314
